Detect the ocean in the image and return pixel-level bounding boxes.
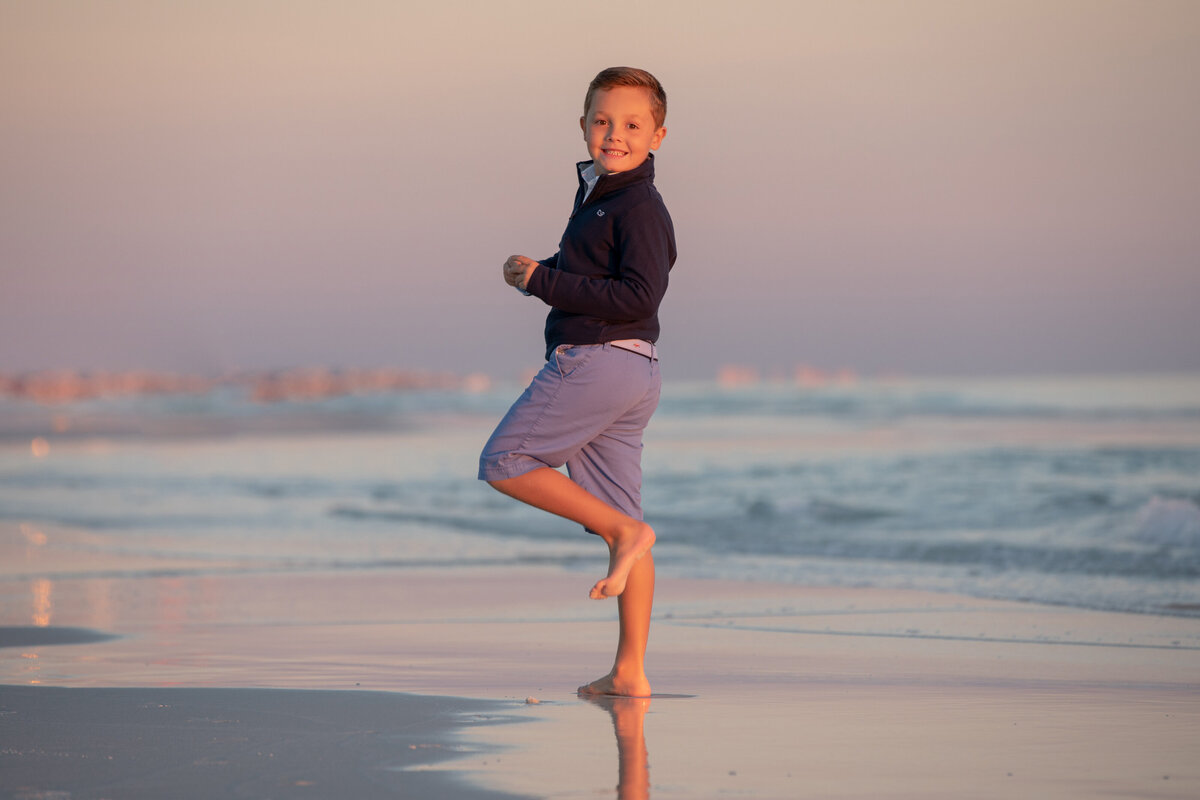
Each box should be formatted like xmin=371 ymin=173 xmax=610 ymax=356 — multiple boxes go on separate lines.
xmin=3 ymin=373 xmax=1199 ymax=618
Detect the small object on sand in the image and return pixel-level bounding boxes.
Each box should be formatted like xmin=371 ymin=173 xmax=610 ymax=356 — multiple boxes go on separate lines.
xmin=524 ymin=696 xmax=540 ymax=705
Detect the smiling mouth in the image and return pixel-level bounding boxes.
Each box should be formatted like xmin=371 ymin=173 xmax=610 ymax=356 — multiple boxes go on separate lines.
xmin=602 ymin=149 xmax=628 ymax=157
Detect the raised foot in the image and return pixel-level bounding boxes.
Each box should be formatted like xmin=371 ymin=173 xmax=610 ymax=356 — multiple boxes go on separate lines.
xmin=578 ymin=672 xmax=651 ymax=698
xmin=589 ymin=521 xmax=655 ymax=599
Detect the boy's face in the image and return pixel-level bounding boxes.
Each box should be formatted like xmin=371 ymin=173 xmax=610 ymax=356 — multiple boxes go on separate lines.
xmin=580 ymin=86 xmax=667 ymax=176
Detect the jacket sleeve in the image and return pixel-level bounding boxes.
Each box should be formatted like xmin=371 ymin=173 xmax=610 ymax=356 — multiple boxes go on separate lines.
xmin=527 ymin=200 xmax=673 ymax=321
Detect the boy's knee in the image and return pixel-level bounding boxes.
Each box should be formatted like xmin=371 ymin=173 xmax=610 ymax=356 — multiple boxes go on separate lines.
xmin=487 ymin=474 xmax=525 ymax=494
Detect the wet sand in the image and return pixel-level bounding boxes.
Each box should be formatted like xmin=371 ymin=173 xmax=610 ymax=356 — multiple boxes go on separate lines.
xmin=3 ymin=562 xmax=1199 ymax=798
xmin=1 ymin=685 xmax=527 ymax=799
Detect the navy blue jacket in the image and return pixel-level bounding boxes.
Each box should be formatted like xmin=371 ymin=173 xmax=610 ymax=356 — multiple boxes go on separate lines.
xmin=526 ymin=154 xmax=676 ymax=360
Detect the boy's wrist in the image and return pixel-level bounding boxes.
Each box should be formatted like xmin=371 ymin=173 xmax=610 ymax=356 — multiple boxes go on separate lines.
xmin=517 ymin=262 xmax=539 ymax=295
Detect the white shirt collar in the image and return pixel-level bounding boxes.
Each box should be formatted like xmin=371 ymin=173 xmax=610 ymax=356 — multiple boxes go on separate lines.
xmin=580 ymin=162 xmax=601 ymax=203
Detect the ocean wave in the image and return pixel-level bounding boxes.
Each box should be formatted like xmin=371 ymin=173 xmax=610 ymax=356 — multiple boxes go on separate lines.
xmin=326 ymin=496 xmax=1200 ymax=581
xmin=652 ymin=515 xmax=1200 ymax=579
xmin=328 ymin=504 xmax=564 ymax=540
xmin=808 ymin=499 xmax=897 ymax=523
xmin=1131 ymin=497 xmax=1200 ymax=548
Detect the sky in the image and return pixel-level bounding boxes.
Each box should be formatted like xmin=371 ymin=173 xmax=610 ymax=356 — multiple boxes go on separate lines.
xmin=2 ymin=0 xmax=1198 ymax=380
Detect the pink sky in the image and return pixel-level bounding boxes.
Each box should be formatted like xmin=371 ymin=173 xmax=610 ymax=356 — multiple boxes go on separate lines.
xmin=2 ymin=1 xmax=1198 ymax=379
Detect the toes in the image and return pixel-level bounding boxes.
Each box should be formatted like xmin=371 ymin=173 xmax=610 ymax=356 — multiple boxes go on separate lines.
xmin=577 ymin=679 xmax=612 ymax=696
xmin=590 ymin=579 xmax=621 ymax=599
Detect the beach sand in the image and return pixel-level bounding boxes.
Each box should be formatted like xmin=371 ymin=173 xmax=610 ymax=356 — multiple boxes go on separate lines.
xmin=3 ymin=550 xmax=1199 ymax=798
xmin=1 ymin=684 xmax=528 ymax=799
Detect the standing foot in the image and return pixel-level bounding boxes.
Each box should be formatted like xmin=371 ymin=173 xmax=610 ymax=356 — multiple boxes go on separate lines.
xmin=578 ymin=670 xmax=651 ymax=698
xmin=589 ymin=521 xmax=655 ymax=599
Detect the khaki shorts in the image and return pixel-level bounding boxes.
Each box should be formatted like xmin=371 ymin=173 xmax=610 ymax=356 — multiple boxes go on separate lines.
xmin=478 ymin=342 xmax=662 ymax=522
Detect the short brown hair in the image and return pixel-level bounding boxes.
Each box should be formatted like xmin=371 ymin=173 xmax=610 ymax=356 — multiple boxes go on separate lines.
xmin=584 ymin=67 xmax=667 ymax=129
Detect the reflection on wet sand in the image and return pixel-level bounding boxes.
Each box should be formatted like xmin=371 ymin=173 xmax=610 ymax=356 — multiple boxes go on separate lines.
xmin=581 ymin=693 xmax=651 ymax=800
xmin=31 ymin=578 xmax=52 ymax=628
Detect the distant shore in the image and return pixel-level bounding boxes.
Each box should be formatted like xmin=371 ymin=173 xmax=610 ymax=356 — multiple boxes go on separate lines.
xmin=0 ymin=367 xmax=501 ymax=440
xmin=0 ymin=362 xmax=890 ymax=406
xmin=0 ymin=367 xmax=491 ymax=404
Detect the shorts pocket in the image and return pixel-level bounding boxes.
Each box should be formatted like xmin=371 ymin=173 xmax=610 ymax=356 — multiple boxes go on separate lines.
xmin=553 ymin=345 xmax=597 ymax=380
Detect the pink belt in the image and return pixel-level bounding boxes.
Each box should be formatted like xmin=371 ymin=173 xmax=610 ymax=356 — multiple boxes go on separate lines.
xmin=609 ymin=339 xmax=658 ymax=360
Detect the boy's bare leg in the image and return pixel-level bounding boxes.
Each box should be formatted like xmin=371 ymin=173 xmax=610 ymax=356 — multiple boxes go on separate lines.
xmin=578 ymin=550 xmax=654 ymax=697
xmin=489 ymin=466 xmax=655 ymax=696
xmin=488 ymin=467 xmax=655 ymax=599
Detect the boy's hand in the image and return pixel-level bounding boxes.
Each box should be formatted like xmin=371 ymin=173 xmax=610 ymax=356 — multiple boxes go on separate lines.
xmin=503 ymin=255 xmax=539 ymax=292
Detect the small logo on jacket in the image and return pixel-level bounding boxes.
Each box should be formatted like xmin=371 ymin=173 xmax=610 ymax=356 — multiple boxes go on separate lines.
xmin=596 ymin=209 xmax=606 ymax=217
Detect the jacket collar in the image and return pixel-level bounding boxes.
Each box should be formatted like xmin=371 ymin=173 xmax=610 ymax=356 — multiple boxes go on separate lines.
xmin=574 ymin=153 xmax=655 ymax=210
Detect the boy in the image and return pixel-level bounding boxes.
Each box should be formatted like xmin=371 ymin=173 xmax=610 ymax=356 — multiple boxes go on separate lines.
xmin=478 ymin=67 xmax=675 ymax=698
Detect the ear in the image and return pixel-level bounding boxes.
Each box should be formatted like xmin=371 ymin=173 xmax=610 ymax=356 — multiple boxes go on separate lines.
xmin=580 ymin=116 xmax=587 ymax=137
xmin=650 ymin=126 xmax=667 ymax=150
